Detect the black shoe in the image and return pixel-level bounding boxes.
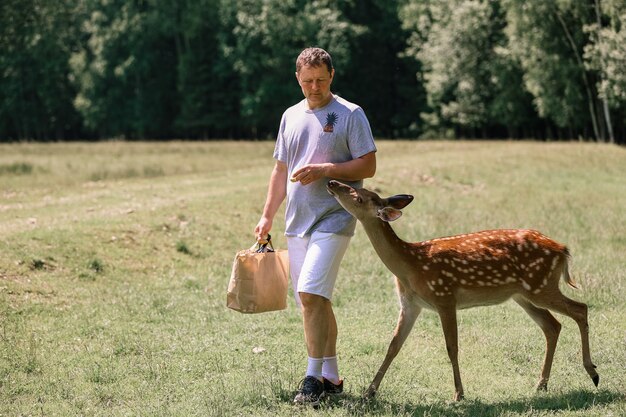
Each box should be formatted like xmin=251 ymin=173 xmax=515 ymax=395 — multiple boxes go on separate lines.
xmin=294 ymin=376 xmax=325 ymax=407
xmin=323 ymin=378 xmax=344 ymax=395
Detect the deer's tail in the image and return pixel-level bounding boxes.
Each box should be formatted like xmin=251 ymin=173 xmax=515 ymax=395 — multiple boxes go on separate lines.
xmin=562 ymin=248 xmax=579 ymax=289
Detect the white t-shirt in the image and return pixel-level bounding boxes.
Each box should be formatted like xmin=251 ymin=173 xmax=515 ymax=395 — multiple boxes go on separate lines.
xmin=274 ymin=95 xmax=377 ymax=237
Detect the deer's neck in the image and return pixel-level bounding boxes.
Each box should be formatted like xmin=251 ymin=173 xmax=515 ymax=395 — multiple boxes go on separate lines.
xmin=361 ymin=218 xmax=418 ymax=279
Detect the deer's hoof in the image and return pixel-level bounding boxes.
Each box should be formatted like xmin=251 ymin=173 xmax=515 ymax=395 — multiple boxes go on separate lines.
xmin=362 ymin=386 xmax=377 ymax=400
xmin=536 ymin=381 xmax=548 ymax=392
xmin=592 ymin=374 xmax=600 ymax=387
xmin=453 ymin=392 xmax=464 ymax=402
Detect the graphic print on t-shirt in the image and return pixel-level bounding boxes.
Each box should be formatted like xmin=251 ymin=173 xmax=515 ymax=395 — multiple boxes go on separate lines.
xmin=323 ymin=112 xmax=338 ymax=132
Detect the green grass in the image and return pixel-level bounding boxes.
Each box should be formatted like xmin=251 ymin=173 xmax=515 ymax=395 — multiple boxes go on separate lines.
xmin=0 ymin=140 xmax=625 ymax=416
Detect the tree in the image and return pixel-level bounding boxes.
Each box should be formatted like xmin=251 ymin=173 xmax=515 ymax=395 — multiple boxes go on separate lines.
xmin=584 ymin=0 xmax=626 ymax=144
xmin=70 ymin=0 xmax=179 ymax=139
xmin=226 ymin=0 xmax=364 ymax=138
xmin=173 ymin=0 xmax=241 ymax=139
xmin=503 ymin=0 xmax=604 ymax=140
xmin=401 ymin=0 xmax=537 ymax=138
xmin=338 ymin=0 xmax=425 ymax=138
xmin=0 ymin=0 xmax=83 ymax=140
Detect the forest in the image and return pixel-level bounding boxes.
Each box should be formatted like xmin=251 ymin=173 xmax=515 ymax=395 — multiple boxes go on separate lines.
xmin=1 ymin=0 xmax=625 ymax=143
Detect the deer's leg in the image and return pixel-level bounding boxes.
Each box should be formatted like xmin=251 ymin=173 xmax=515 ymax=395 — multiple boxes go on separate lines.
xmin=438 ymin=306 xmax=463 ymax=401
xmin=532 ymin=293 xmax=599 ymax=388
xmin=513 ymin=296 xmax=561 ymax=391
xmin=363 ymin=301 xmax=421 ymax=399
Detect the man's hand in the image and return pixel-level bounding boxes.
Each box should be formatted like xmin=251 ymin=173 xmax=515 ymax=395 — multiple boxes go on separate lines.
xmin=291 ymin=163 xmax=330 ymax=185
xmin=291 ymin=152 xmax=376 ymax=185
xmin=254 ymin=217 xmax=273 ymax=243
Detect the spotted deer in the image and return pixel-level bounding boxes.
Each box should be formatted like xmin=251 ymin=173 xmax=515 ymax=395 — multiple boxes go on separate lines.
xmin=326 ymin=180 xmax=599 ymax=401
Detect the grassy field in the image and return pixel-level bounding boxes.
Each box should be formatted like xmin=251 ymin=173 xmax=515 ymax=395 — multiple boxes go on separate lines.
xmin=1 ymin=140 xmax=625 ymax=416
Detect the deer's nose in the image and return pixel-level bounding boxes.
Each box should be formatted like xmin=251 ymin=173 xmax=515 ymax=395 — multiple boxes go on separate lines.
xmin=328 ymin=180 xmax=338 ymax=188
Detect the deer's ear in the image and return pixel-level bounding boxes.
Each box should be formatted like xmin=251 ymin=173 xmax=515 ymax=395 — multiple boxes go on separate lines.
xmin=385 ymin=194 xmax=414 ymax=209
xmin=377 ymin=207 xmax=403 ymax=222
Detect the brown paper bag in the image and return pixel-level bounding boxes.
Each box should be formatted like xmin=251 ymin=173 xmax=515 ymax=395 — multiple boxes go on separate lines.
xmin=227 ymin=240 xmax=289 ymax=314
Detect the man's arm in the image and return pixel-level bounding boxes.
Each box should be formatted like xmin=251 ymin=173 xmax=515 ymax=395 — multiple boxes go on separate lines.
xmin=254 ymin=161 xmax=288 ymax=241
xmin=291 ymin=151 xmax=376 ymax=185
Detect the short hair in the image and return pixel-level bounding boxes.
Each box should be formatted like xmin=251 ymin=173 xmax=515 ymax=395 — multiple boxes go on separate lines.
xmin=296 ymin=47 xmax=333 ymax=74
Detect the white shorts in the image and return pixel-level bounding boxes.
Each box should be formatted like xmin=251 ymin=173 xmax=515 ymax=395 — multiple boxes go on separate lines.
xmin=287 ymin=231 xmax=351 ymax=307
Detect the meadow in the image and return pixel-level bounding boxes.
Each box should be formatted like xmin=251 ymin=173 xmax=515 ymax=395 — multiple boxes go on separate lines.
xmin=0 ymin=140 xmax=624 ymax=416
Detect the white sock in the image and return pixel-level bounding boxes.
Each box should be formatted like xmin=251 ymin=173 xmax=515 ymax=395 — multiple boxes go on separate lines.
xmin=306 ymin=357 xmax=324 ymax=381
xmin=322 ymin=355 xmax=340 ymax=384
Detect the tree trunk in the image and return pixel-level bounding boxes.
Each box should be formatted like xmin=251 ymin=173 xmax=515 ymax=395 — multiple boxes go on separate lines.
xmin=555 ymin=9 xmax=601 ymax=142
xmin=594 ymin=0 xmax=615 ymax=144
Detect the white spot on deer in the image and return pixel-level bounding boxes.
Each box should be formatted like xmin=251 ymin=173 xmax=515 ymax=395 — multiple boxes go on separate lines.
xmin=532 ymin=242 xmax=539 ymax=249
xmin=533 ymin=288 xmax=542 ymax=294
xmin=551 ymin=256 xmax=559 ymax=270
xmin=444 ymin=258 xmax=450 ymax=264
xmin=477 ymin=281 xmax=485 ymax=286
xmin=460 ymin=279 xmax=467 ymax=285
xmin=521 ymin=280 xmax=531 ymax=291
xmin=438 ymin=278 xmax=444 ymax=285
xmin=427 ymin=282 xmax=434 ymax=291
xmin=502 ymin=265 xmax=508 ymax=271
xmin=506 ymin=277 xmax=517 ymax=283
xmin=544 ymin=249 xmax=551 ymax=255
xmin=542 ymin=278 xmax=548 ymax=287
xmin=423 ymin=265 xmax=429 ymax=271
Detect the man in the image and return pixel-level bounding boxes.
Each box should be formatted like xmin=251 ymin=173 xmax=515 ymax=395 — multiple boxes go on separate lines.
xmin=254 ymin=47 xmax=376 ymax=406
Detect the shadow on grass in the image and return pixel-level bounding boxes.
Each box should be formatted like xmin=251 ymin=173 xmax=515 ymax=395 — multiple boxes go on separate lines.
xmin=277 ymin=388 xmax=624 ymax=416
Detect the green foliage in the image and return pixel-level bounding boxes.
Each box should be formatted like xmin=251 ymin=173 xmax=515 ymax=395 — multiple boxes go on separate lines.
xmin=503 ymin=1 xmax=590 ymax=130
xmin=227 ymin=0 xmax=365 ymax=136
xmin=584 ymin=2 xmax=626 ymax=106
xmin=70 ymin=0 xmax=179 ymax=139
xmin=0 ymin=0 xmax=83 ymax=140
xmin=176 ymin=240 xmax=192 ymax=255
xmin=403 ymin=0 xmax=528 ymax=135
xmin=1 ymin=0 xmax=625 ymax=141
xmin=88 ymin=258 xmax=105 ymax=273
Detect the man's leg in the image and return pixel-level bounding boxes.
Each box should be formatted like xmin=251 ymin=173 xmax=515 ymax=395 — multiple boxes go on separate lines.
xmin=324 ymin=303 xmax=337 ymax=356
xmin=300 ymin=292 xmax=331 ymax=371
xmin=322 ymin=305 xmax=342 ymax=387
xmin=293 ymin=232 xmax=350 ymax=404
xmin=299 ymin=295 xmax=341 ymax=382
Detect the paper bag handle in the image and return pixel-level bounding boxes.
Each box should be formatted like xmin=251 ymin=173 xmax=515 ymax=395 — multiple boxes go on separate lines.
xmin=254 ymin=234 xmax=275 ymax=253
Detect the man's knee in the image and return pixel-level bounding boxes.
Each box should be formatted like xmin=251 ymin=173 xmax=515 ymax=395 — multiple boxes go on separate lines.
xmin=299 ymin=292 xmax=328 ymax=309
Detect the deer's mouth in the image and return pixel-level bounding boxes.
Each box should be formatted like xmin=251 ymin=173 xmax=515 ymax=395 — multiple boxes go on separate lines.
xmin=326 ymin=180 xmax=339 ymax=196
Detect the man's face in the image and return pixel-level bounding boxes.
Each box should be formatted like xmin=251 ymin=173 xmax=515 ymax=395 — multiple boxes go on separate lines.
xmin=296 ymin=64 xmax=334 ymax=110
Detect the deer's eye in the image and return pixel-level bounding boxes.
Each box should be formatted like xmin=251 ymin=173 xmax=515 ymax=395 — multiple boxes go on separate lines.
xmin=356 ymin=196 xmax=363 ymax=204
